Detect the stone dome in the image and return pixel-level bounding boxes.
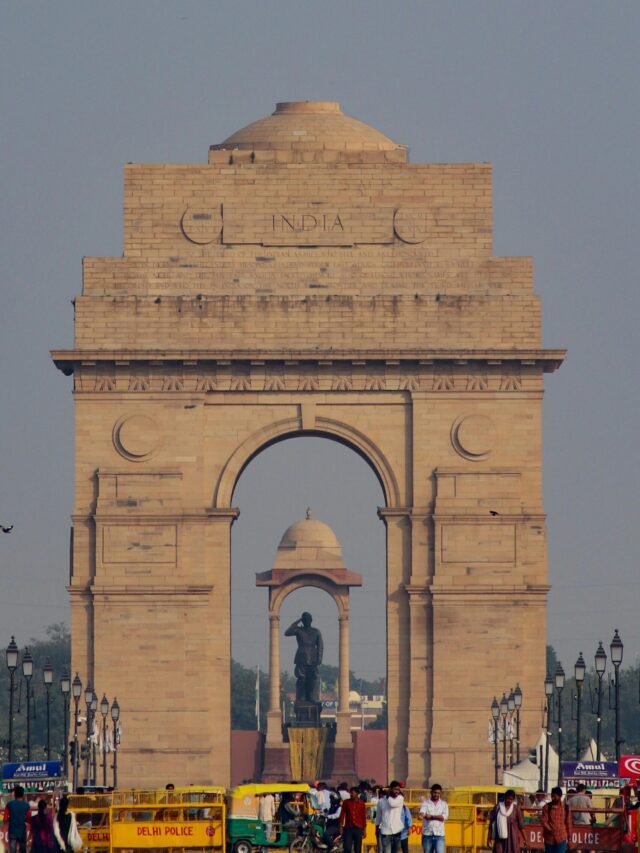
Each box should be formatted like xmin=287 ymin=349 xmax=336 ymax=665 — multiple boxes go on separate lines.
xmin=214 ymin=101 xmax=404 ymax=153
xmin=279 ymin=515 xmax=342 ymax=551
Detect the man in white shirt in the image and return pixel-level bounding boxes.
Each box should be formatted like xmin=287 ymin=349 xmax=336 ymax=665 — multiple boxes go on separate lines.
xmin=375 ymin=781 xmax=405 ymax=853
xmin=316 ymin=783 xmax=332 ymax=812
xmin=419 ymin=784 xmax=449 ymax=853
xmin=259 ymin=793 xmax=276 ymax=840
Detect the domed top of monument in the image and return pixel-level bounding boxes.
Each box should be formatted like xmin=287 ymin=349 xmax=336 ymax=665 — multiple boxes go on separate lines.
xmin=255 ymin=510 xmax=362 ymax=588
xmin=279 ymin=512 xmax=342 ymax=552
xmin=212 ymin=101 xmax=407 ymax=161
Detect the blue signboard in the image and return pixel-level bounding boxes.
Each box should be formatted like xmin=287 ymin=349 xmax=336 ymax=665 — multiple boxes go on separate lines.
xmin=2 ymin=761 xmax=63 ymax=780
xmin=561 ymin=761 xmax=619 ymax=788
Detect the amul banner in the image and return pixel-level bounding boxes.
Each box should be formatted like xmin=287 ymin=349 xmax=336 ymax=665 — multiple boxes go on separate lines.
xmin=561 ymin=760 xmax=619 ymax=787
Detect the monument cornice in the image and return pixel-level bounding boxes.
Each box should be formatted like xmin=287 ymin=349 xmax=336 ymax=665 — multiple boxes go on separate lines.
xmin=51 ymin=347 xmax=565 ymax=374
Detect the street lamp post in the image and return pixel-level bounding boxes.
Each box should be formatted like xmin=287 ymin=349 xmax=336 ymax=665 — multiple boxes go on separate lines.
xmin=544 ymin=673 xmax=554 ymax=792
xmin=71 ymin=673 xmax=82 ymax=791
xmin=491 ymin=697 xmax=500 ymax=784
xmin=90 ymin=691 xmax=98 ymax=786
xmin=43 ymin=659 xmax=53 ymax=759
xmin=610 ymin=630 xmax=624 ymax=763
xmin=555 ymin=663 xmax=565 ymax=785
xmin=84 ymin=682 xmax=93 ymax=786
xmin=111 ymin=698 xmax=120 ymax=788
xmin=595 ymin=642 xmax=607 ymax=760
xmin=61 ymin=671 xmax=70 ymax=778
xmin=100 ymin=694 xmax=109 ymax=787
xmin=574 ymin=653 xmax=586 ymax=760
xmin=500 ymin=693 xmax=508 ymax=781
xmin=508 ymin=690 xmax=516 ymax=768
xmin=6 ymin=637 xmax=19 ymax=761
xmin=514 ymin=684 xmax=523 ymax=764
xmin=22 ymin=648 xmax=34 ymax=760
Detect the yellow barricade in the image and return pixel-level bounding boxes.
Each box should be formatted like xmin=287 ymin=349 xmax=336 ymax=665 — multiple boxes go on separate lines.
xmin=109 ymin=787 xmax=226 ymax=851
xmin=68 ymin=792 xmax=113 ymax=853
xmin=364 ymin=800 xmax=494 ymax=853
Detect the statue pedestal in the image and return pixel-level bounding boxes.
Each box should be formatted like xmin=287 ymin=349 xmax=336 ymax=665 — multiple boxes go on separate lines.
xmin=293 ymin=700 xmax=322 ymax=725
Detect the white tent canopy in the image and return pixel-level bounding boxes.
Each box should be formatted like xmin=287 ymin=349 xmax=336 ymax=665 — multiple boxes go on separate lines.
xmin=502 ymin=733 xmax=605 ymax=792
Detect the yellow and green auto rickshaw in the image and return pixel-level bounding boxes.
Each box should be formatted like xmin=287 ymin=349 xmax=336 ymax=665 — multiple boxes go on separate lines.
xmin=227 ymin=783 xmax=310 ymax=853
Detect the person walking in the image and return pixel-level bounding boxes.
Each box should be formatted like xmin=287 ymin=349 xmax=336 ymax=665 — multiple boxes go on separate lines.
xmin=340 ymin=787 xmax=368 ymax=853
xmin=400 ymin=800 xmax=413 ymax=853
xmin=30 ymin=799 xmax=56 ymax=852
xmin=541 ymin=787 xmax=573 ymax=853
xmin=489 ymin=789 xmax=526 ymax=853
xmin=259 ymin=792 xmax=276 ymax=841
xmin=53 ymin=796 xmax=82 ymax=853
xmin=420 ymin=784 xmax=448 ymax=853
xmin=3 ymin=785 xmax=32 ymax=853
xmin=375 ymin=781 xmax=405 ymax=853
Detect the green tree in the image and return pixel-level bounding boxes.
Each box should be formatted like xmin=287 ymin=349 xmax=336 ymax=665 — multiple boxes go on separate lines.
xmin=0 ymin=624 xmax=71 ymax=763
xmin=231 ymin=661 xmax=269 ymax=730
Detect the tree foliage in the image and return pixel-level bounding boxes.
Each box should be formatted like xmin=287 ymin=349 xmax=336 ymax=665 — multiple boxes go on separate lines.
xmin=544 ymin=645 xmax=640 ymax=758
xmin=0 ymin=624 xmax=71 ymax=763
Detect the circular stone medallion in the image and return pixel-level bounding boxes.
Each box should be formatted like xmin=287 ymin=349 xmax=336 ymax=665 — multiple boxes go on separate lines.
xmin=181 ymin=207 xmax=220 ymax=244
xmin=451 ymin=414 xmax=497 ymax=460
xmin=393 ymin=207 xmax=431 ymax=244
xmin=113 ymin=415 xmax=161 ymax=461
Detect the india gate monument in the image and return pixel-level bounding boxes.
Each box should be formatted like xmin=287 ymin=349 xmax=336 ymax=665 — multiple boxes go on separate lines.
xmin=52 ymin=100 xmax=564 ymax=787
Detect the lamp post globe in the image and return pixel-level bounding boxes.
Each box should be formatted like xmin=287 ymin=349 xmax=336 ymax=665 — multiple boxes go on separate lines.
xmin=6 ymin=637 xmax=18 ymax=672
xmin=72 ymin=673 xmax=82 ymax=701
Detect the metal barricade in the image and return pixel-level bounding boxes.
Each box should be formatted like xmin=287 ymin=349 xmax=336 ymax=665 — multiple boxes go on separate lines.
xmin=108 ymin=787 xmax=226 ymax=851
xmin=68 ymin=792 xmax=113 ymax=852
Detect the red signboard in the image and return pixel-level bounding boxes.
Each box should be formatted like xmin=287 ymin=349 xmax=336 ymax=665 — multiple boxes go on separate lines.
xmin=524 ymin=825 xmax=623 ymax=851
xmin=619 ymin=755 xmax=640 ymax=782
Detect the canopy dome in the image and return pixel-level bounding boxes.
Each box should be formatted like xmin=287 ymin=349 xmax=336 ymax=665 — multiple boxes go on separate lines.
xmin=279 ymin=515 xmax=342 ymax=552
xmin=213 ymin=101 xmax=406 ymax=157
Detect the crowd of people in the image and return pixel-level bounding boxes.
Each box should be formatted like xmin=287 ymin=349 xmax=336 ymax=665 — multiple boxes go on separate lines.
xmin=263 ymin=780 xmax=448 ymax=853
xmin=2 ymin=785 xmax=82 ymax=852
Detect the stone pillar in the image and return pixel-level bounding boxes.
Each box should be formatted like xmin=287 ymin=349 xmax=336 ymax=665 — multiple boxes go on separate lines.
xmin=379 ymin=508 xmax=412 ymax=783
xmin=336 ymin=614 xmax=351 ymax=745
xmin=266 ymin=613 xmax=282 ymax=744
xmin=406 ymin=585 xmax=430 ymax=785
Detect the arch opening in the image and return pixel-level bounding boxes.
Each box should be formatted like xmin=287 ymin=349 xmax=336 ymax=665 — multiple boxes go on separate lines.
xmin=229 ymin=435 xmax=387 ymax=741
xmin=215 ymin=420 xmax=401 ymax=510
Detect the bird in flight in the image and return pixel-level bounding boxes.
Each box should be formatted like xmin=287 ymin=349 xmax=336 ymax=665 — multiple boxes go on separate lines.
xmin=1 ymin=524 xmax=14 ymax=533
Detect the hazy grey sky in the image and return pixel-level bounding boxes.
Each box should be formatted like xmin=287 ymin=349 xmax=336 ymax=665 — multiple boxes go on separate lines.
xmin=1 ymin=2 xmax=639 ymax=686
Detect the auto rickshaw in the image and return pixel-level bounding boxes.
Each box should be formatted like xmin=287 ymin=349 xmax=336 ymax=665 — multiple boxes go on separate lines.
xmin=227 ymin=783 xmax=310 ymax=853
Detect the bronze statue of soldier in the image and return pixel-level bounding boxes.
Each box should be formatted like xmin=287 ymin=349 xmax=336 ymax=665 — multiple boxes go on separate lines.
xmin=285 ymin=612 xmax=324 ymax=719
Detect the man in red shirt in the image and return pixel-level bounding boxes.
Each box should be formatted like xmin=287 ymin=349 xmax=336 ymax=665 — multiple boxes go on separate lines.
xmin=340 ymin=786 xmax=368 ymax=853
xmin=541 ymin=786 xmax=573 ymax=853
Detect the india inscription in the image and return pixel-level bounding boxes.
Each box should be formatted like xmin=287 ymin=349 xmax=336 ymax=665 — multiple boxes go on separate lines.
xmin=222 ymin=204 xmax=395 ymax=245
